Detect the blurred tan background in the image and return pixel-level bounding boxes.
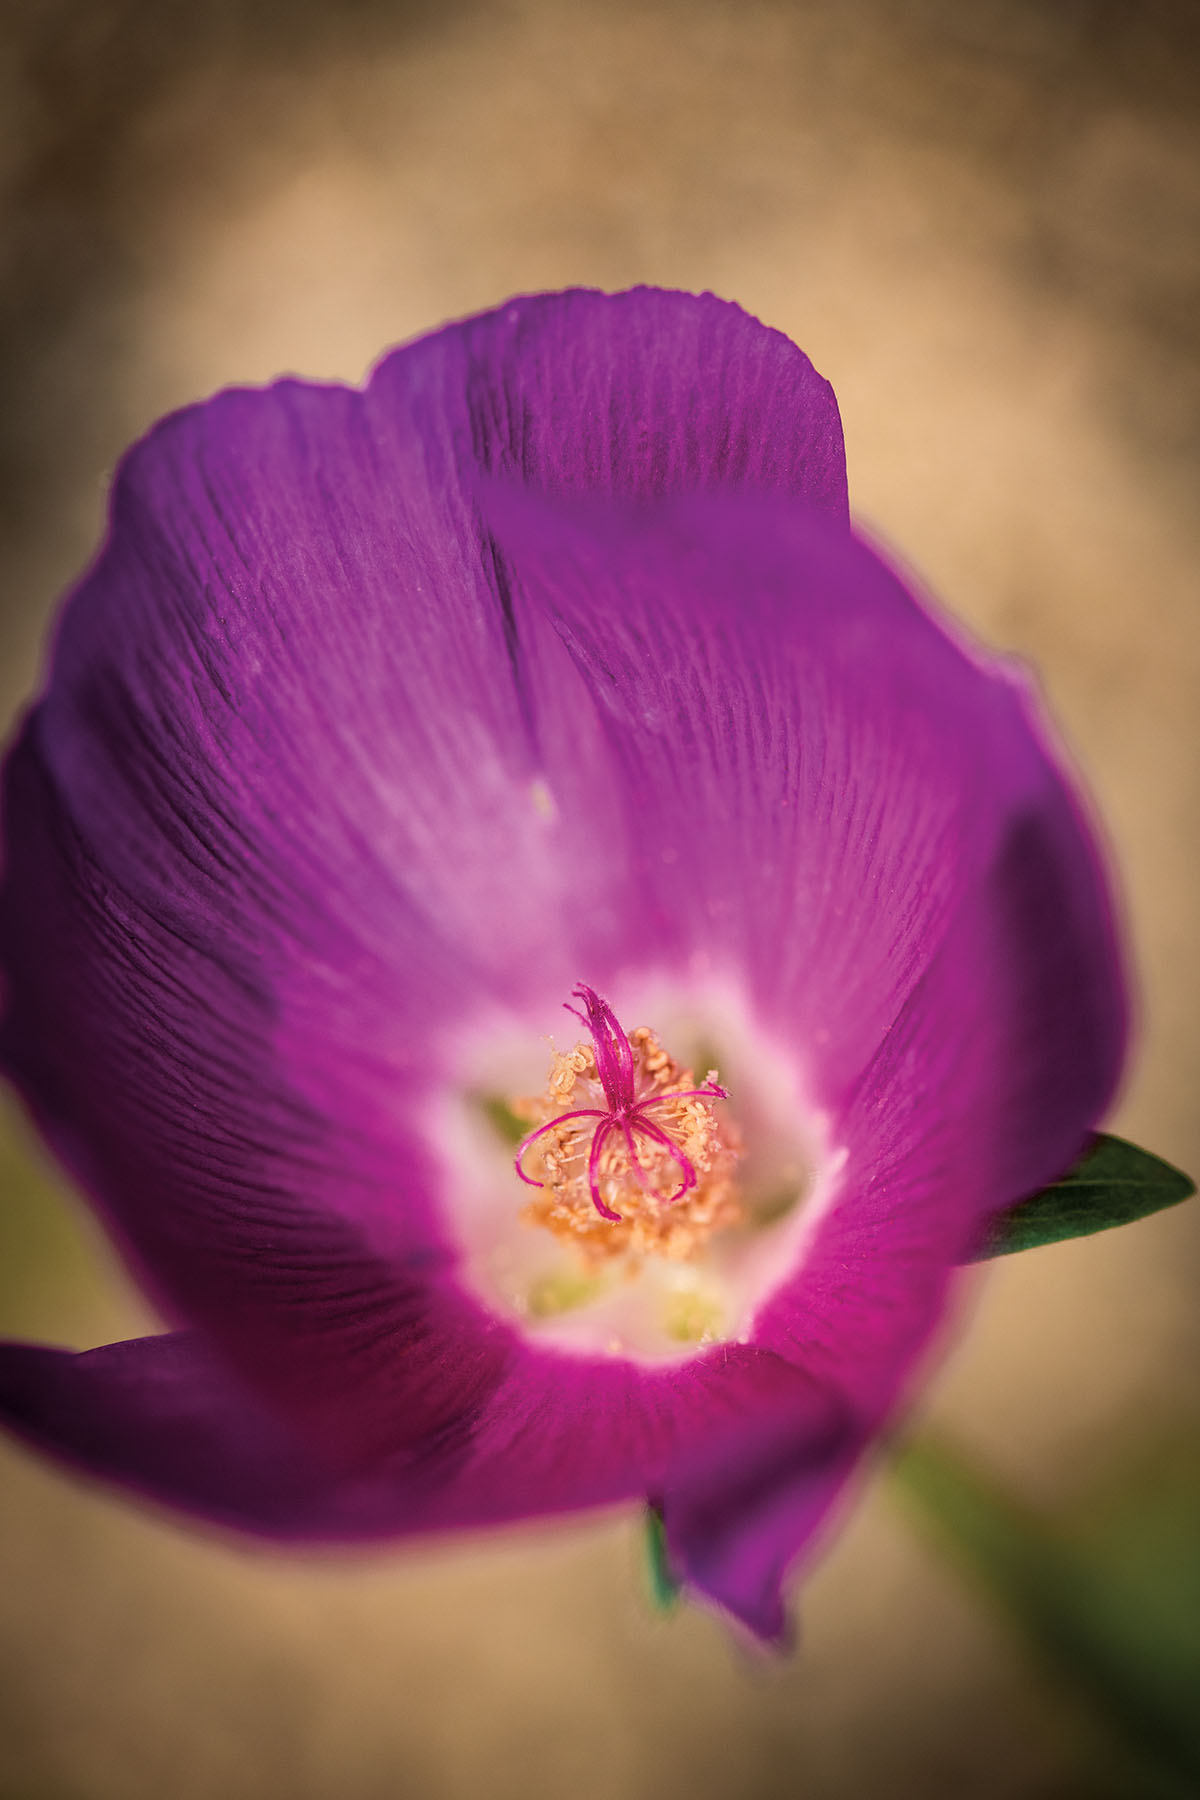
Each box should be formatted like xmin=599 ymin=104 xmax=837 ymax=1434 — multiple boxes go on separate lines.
xmin=0 ymin=1 xmax=1198 ymax=1795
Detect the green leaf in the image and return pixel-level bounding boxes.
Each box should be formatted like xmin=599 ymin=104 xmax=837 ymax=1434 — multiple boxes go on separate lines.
xmin=890 ymin=1437 xmax=1200 ymax=1799
xmin=975 ymin=1134 xmax=1194 ymax=1260
xmin=643 ymin=1505 xmax=681 ymax=1612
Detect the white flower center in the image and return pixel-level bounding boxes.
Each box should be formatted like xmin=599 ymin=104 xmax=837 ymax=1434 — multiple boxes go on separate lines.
xmin=437 ymin=978 xmax=843 ymax=1366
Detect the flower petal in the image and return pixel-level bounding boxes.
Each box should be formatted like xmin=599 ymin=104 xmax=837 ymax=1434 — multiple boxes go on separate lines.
xmin=659 ymin=1407 xmax=862 ymax=1643
xmin=368 ymin=285 xmax=848 ymax=517
xmin=0 ymin=1329 xmax=850 ymax=1592
xmin=0 ymin=295 xmax=1125 ymax=1640
xmin=0 ymin=293 xmax=845 ymax=1451
xmin=473 ymin=488 xmax=1127 ymax=1625
xmin=481 ymin=485 xmax=1127 ymax=1138
xmin=0 ymin=1333 xmax=351 ymax=1535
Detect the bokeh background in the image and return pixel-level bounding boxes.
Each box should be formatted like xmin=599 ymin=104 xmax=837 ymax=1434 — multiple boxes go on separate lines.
xmin=1 ymin=1 xmax=1198 ymax=1795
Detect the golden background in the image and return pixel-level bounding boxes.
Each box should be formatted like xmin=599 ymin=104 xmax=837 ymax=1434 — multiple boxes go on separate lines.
xmin=0 ymin=2 xmax=1197 ymax=1795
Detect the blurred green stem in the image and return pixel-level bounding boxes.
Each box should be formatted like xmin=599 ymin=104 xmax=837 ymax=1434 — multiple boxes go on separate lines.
xmin=890 ymin=1436 xmax=1200 ymax=1800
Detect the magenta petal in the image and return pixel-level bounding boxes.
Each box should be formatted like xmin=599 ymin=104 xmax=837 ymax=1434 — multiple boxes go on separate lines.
xmin=0 ymin=1330 xmax=848 ymax=1560
xmin=0 ymin=715 xmax=516 ymax=1462
xmin=0 ymin=291 xmax=847 ymax=1439
xmin=0 ymin=1335 xmax=356 ymax=1536
xmin=660 ymin=1408 xmax=861 ymax=1643
xmin=482 ymin=486 xmax=1127 ymax=1134
xmin=474 ymin=488 xmax=1127 ymax=1627
xmin=0 ymin=291 xmax=1127 ymax=1641
xmin=0 ymin=1320 xmax=849 ymax=1637
xmin=369 ymin=285 xmax=848 ymax=518
xmin=0 ymin=1318 xmax=857 ymax=1639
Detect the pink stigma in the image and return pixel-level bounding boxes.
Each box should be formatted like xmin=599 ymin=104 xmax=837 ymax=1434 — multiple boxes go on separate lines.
xmin=514 ymin=986 xmax=728 ymax=1221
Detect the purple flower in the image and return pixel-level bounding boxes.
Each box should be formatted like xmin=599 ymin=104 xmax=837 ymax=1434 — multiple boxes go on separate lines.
xmin=0 ymin=288 xmax=1126 ymax=1642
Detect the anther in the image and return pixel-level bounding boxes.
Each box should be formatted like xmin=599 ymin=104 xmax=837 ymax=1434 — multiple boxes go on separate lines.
xmin=513 ymin=987 xmax=740 ymax=1259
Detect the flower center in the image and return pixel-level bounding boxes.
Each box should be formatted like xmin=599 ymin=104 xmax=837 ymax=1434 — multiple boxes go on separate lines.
xmin=511 ymin=985 xmax=743 ymax=1263
xmin=440 ymin=976 xmax=835 ymax=1363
